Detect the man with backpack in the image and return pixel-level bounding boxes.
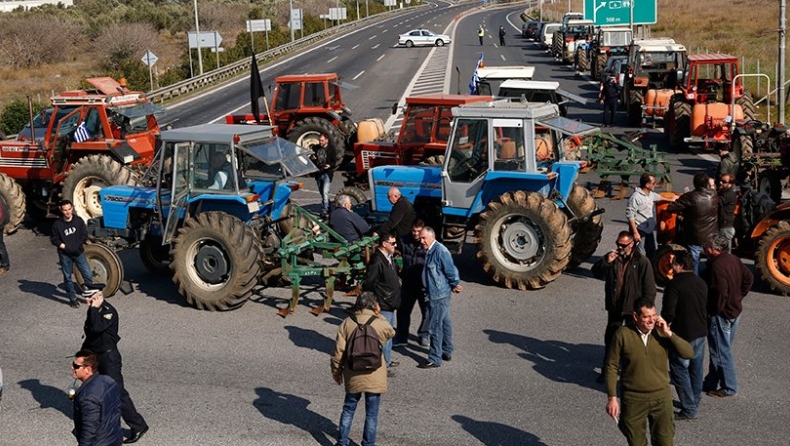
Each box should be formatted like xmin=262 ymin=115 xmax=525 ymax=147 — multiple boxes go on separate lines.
xmin=331 ymin=291 xmax=395 ymax=446
xmin=0 ymin=196 xmax=10 ymax=275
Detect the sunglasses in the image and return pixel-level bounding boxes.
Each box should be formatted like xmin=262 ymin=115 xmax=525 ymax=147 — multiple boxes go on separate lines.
xmin=616 ymin=241 xmax=633 ymax=248
xmin=384 ymin=240 xmax=397 ymax=246
xmin=72 ymin=362 xmax=88 ymax=370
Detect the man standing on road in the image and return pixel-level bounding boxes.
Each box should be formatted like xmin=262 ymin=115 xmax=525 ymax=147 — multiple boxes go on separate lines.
xmin=417 ymin=226 xmax=462 ymax=369
xmin=50 ymin=199 xmax=94 ymax=308
xmin=702 ymin=234 xmax=754 ymax=398
xmin=626 ymin=173 xmax=668 ymax=260
xmin=393 ymin=219 xmax=430 ymax=348
xmin=717 ymin=174 xmax=738 ymax=251
xmin=309 ymin=133 xmax=335 ymax=220
xmin=605 ymin=299 xmax=693 ymax=446
xmin=377 ymin=187 xmax=415 ymax=238
xmin=71 ymin=350 xmax=123 ymax=446
xmin=716 ymin=146 xmax=740 ymax=183
xmin=599 ymin=71 xmax=621 ymax=127
xmin=478 ymin=25 xmax=485 ymax=46
xmin=661 ymin=251 xmax=708 ymax=421
xmin=330 ymin=195 xmax=371 ymax=243
xmin=81 ymin=287 xmax=149 ymax=444
xmin=363 ymin=232 xmax=401 ymax=376
xmin=498 ymin=26 xmax=506 ymax=46
xmin=331 ymin=292 xmax=395 ymax=446
xmin=0 ymin=195 xmax=10 ymax=275
xmin=592 ymin=231 xmax=656 ymax=383
xmin=667 ymin=172 xmax=719 ymax=275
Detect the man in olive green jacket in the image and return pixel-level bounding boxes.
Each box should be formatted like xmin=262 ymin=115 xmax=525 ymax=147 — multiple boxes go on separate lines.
xmin=331 ymin=292 xmax=395 ymax=446
xmin=605 ymin=299 xmax=693 ymax=446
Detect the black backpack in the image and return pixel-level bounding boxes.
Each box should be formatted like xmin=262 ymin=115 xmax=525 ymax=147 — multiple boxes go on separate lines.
xmin=344 ymin=314 xmax=382 ymax=372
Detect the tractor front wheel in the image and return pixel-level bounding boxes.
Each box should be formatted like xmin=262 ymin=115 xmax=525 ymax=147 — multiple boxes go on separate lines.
xmin=62 ymin=154 xmax=139 ymax=222
xmin=567 ymin=183 xmax=603 ymax=267
xmin=0 ymin=172 xmax=26 ymax=234
xmin=758 ymin=170 xmax=782 ymax=204
xmin=289 ymin=118 xmax=346 ymax=169
xmin=475 ymin=191 xmax=572 ymax=290
xmin=756 ymin=221 xmax=790 ymax=295
xmin=627 ymin=90 xmax=644 ymax=127
xmin=171 ymin=212 xmax=263 ymax=311
xmin=593 ymin=54 xmax=607 ymax=80
xmin=140 ymin=235 xmax=171 ymax=275
xmin=577 ymin=49 xmax=588 ymax=72
xmin=335 ymin=186 xmax=368 ymax=206
xmin=668 ymin=99 xmax=691 ymax=151
xmin=75 ymin=243 xmax=124 ymax=297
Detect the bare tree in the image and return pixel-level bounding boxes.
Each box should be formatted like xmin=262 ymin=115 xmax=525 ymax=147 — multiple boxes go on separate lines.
xmin=91 ymin=22 xmax=162 ymax=70
xmin=0 ymin=15 xmax=82 ymax=69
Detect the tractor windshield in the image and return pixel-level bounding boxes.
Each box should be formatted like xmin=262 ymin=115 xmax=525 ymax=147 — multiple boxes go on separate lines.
xmin=238 ymin=136 xmax=318 ymax=179
xmin=110 ymin=103 xmax=164 ymax=133
xmin=537 ymin=116 xmax=598 ymax=137
xmin=400 ymin=105 xmax=434 ymax=144
xmin=603 ymin=31 xmax=631 ymax=47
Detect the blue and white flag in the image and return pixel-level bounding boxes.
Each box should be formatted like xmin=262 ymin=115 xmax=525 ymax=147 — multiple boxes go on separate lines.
xmin=73 ymin=121 xmax=91 ymax=143
xmin=468 ymin=53 xmax=484 ymax=95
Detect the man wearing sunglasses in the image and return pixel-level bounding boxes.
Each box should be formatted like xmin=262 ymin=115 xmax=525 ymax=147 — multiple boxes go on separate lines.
xmin=72 ymin=350 xmax=123 ymax=446
xmin=363 ymin=233 xmax=402 ymax=376
xmin=82 ymin=286 xmax=149 ymax=444
xmin=593 ymin=231 xmax=656 ymax=383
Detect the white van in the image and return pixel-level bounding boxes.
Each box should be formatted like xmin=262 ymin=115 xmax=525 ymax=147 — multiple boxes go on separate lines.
xmin=540 ymin=23 xmax=561 ymax=50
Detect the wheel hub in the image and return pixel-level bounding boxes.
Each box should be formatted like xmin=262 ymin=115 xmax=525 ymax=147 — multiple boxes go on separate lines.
xmin=194 ymin=243 xmax=229 ymax=284
xmin=500 ymin=218 xmax=540 ymax=261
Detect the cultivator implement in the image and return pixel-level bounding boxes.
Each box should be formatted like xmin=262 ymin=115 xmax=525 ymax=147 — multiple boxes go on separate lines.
xmin=275 ymin=205 xmax=379 ymax=318
xmin=583 ymin=131 xmax=672 ymax=199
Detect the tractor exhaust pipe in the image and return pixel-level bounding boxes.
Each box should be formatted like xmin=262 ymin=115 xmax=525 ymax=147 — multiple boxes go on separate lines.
xmin=27 ymin=95 xmax=36 ymax=142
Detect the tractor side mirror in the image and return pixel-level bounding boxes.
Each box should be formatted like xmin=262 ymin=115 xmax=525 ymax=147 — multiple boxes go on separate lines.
xmin=391 ymin=103 xmax=398 ymax=115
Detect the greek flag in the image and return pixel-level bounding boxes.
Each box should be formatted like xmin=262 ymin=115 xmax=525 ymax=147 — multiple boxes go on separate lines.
xmin=468 ymin=53 xmax=484 ymax=95
xmin=73 ymin=121 xmax=91 ymax=143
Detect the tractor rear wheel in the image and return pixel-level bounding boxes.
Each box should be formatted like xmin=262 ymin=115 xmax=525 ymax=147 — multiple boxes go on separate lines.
xmin=756 ymin=221 xmax=790 ymax=295
xmin=551 ymin=31 xmax=563 ymax=58
xmin=577 ymin=49 xmax=588 ymax=72
xmin=0 ymin=172 xmax=26 ymax=234
xmin=736 ymin=92 xmax=756 ymax=121
xmin=139 ymin=235 xmax=171 ymax=275
xmin=567 ymin=183 xmax=603 ymax=267
xmin=75 ymin=243 xmax=124 ymax=297
xmin=668 ymin=100 xmax=691 ymax=151
xmin=653 ymin=244 xmax=686 ymax=286
xmin=171 ymin=212 xmax=263 ymax=311
xmin=62 ymin=154 xmax=139 ymax=223
xmin=732 ymin=133 xmax=753 ymax=161
xmin=288 ymin=117 xmax=346 ymax=169
xmin=594 ymin=54 xmax=607 ymax=80
xmin=627 ymin=90 xmax=644 ymax=127
xmin=336 ymin=186 xmax=368 ymax=206
xmin=475 ymin=191 xmax=572 ymax=290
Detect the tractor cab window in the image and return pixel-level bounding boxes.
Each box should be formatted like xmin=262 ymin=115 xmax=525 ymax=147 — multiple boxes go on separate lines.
xmin=162 ymin=142 xmax=190 ymax=194
xmin=303 ymin=81 xmax=327 ymax=107
xmin=493 ymin=120 xmax=526 ymax=172
xmin=436 ymin=106 xmax=454 ymax=142
xmin=274 ymin=82 xmax=301 ymax=111
xmin=447 ymin=118 xmax=489 ymax=183
xmin=400 ymin=105 xmax=433 ymax=144
xmin=56 ymin=108 xmax=82 ymax=140
xmin=191 ymin=143 xmax=234 ymax=191
xmin=84 ymin=107 xmax=102 ymax=138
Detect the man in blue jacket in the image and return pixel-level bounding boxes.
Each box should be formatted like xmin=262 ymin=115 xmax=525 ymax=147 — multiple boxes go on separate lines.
xmin=72 ymin=350 xmax=123 ymax=446
xmin=417 ymin=226 xmax=462 ymax=369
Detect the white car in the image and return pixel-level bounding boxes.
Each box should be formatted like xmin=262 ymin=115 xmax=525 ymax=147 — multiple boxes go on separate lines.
xmin=398 ymin=29 xmax=451 ymax=47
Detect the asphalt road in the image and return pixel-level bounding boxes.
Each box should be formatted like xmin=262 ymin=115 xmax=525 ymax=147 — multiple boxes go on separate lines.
xmin=1 ymin=2 xmax=790 ymax=445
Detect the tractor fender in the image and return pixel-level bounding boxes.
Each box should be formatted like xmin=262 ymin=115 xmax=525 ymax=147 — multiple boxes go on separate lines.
xmin=369 ymin=165 xmax=441 ymax=213
xmin=751 ymin=202 xmax=790 ymax=239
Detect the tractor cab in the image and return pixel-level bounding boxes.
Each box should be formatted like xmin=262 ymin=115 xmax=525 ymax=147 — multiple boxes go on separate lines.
xmin=474 ymin=66 xmax=535 ymax=96
xmin=682 ymin=54 xmax=745 ymax=105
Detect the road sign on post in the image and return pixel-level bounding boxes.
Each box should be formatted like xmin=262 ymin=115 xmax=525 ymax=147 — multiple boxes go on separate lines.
xmin=247 ymin=19 xmax=272 ymax=53
xmin=584 ymin=0 xmax=657 ymax=26
xmin=140 ymin=50 xmax=158 ymax=91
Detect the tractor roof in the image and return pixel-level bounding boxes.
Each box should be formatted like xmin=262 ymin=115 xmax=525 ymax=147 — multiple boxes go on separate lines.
xmin=600 ymin=27 xmax=632 ymax=33
xmin=160 ymin=124 xmax=275 ymax=144
xmin=477 ymin=66 xmax=535 ymax=81
xmin=405 ymin=94 xmax=493 ymax=106
xmin=275 ymin=73 xmax=339 ymax=83
xmin=687 ymin=53 xmax=739 ymax=64
xmin=567 ymin=19 xmax=594 ymax=26
xmin=636 ymin=42 xmax=686 ymax=53
xmin=452 ymin=99 xmax=560 ymax=119
xmin=498 ymin=80 xmax=561 ymax=91
xmin=51 ymin=77 xmax=147 ymax=107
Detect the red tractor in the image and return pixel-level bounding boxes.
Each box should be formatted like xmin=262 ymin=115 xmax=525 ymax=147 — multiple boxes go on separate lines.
xmin=664 ymin=54 xmax=755 ymax=151
xmin=340 ymin=94 xmax=493 ymax=193
xmin=226 ymin=73 xmax=359 ymax=168
xmin=0 ymin=77 xmax=161 ymax=233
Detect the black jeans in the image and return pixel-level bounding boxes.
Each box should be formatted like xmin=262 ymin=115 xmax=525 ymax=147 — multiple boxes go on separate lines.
xmin=603 ymin=98 xmax=617 ymax=126
xmin=395 ymin=284 xmax=429 ymax=343
xmin=98 ymin=349 xmax=148 ymax=433
xmin=603 ymin=313 xmax=631 ymax=368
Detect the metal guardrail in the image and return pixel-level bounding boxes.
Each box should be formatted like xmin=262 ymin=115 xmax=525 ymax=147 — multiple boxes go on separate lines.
xmin=145 ymin=7 xmax=422 ymax=104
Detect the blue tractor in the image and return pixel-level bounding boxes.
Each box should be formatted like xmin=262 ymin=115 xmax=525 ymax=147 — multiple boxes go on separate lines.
xmin=83 ymin=124 xmax=319 ymax=310
xmin=357 ymin=99 xmax=604 ymax=290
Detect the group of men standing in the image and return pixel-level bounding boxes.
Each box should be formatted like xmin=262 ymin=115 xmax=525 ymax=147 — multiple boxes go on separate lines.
xmin=597 ymin=171 xmax=754 ymax=445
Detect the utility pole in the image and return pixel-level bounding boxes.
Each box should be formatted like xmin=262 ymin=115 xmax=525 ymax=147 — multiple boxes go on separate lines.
xmin=289 ymin=0 xmax=295 ymax=42
xmin=193 ymin=0 xmax=203 ymax=75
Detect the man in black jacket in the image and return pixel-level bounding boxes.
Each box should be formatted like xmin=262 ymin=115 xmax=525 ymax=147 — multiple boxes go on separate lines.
xmin=592 ymin=230 xmax=656 ymax=382
xmin=50 ymin=200 xmax=93 ymax=308
xmin=363 ymin=232 xmax=401 ymax=376
xmin=0 ymin=195 xmax=10 ymax=275
xmin=377 ymin=187 xmax=414 ymax=238
xmin=661 ymin=251 xmax=708 ymax=420
xmin=82 ymin=287 xmax=149 ymax=444
xmin=72 ymin=350 xmax=123 ymax=446
xmin=394 ymin=219 xmax=430 ymax=348
xmin=667 ymin=172 xmax=719 ymax=275
xmin=309 ymin=133 xmax=335 ymax=219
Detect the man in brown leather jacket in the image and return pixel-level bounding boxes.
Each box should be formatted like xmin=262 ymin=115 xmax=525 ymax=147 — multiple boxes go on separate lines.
xmin=667 ymin=172 xmax=719 ymax=275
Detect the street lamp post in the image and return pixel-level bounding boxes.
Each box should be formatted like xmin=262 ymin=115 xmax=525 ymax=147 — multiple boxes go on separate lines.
xmin=289 ymin=0 xmax=295 ymax=42
xmin=193 ymin=0 xmax=203 ymax=75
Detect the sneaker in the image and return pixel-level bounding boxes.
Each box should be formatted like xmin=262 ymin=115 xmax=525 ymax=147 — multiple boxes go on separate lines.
xmin=387 ymin=368 xmax=396 ymax=377
xmin=441 ymin=354 xmax=452 ymax=362
xmin=389 ymin=360 xmax=400 ymax=368
xmin=420 ymin=336 xmax=430 ymax=347
xmin=674 ymin=413 xmax=697 ymax=421
xmin=69 ymin=299 xmax=80 ymax=309
xmin=417 ymin=362 xmax=440 ymax=369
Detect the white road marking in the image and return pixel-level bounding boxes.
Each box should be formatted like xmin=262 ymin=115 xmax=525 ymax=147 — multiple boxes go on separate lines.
xmin=327 ymin=56 xmax=337 ymax=63
xmin=377 ymin=54 xmax=385 ymax=62
xmin=352 ymin=44 xmax=360 ymax=50
xmin=369 ymin=35 xmax=377 ymax=40
xmin=501 ymin=54 xmax=506 ymax=61
xmin=352 ymin=71 xmax=365 ymax=80
xmin=372 ymin=43 xmax=380 ymax=49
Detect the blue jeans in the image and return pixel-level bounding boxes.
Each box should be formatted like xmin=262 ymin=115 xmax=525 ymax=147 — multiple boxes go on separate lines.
xmin=670 ymin=336 xmax=706 ymax=418
xmin=688 ymin=244 xmax=702 ymax=276
xmin=316 ymin=172 xmax=331 ymax=214
xmin=337 ymin=392 xmax=380 ymax=446
xmin=380 ymin=310 xmax=394 ymax=367
xmin=58 ymin=252 xmax=93 ymax=299
xmin=427 ymin=296 xmax=453 ymax=365
xmin=704 ymin=315 xmax=740 ymax=395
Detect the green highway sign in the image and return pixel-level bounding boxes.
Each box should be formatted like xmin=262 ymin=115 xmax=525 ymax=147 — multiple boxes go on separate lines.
xmin=584 ymin=0 xmax=657 ymax=26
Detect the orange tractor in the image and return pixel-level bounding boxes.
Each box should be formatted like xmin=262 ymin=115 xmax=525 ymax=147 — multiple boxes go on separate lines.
xmin=663 ymin=54 xmax=755 ymax=150
xmin=0 ymin=77 xmax=162 ymax=233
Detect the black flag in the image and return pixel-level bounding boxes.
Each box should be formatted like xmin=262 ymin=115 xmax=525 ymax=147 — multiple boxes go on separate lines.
xmin=250 ymin=56 xmax=265 ymax=123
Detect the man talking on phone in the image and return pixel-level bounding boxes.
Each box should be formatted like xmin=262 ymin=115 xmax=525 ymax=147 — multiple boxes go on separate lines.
xmin=593 ymin=231 xmax=656 ymax=383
